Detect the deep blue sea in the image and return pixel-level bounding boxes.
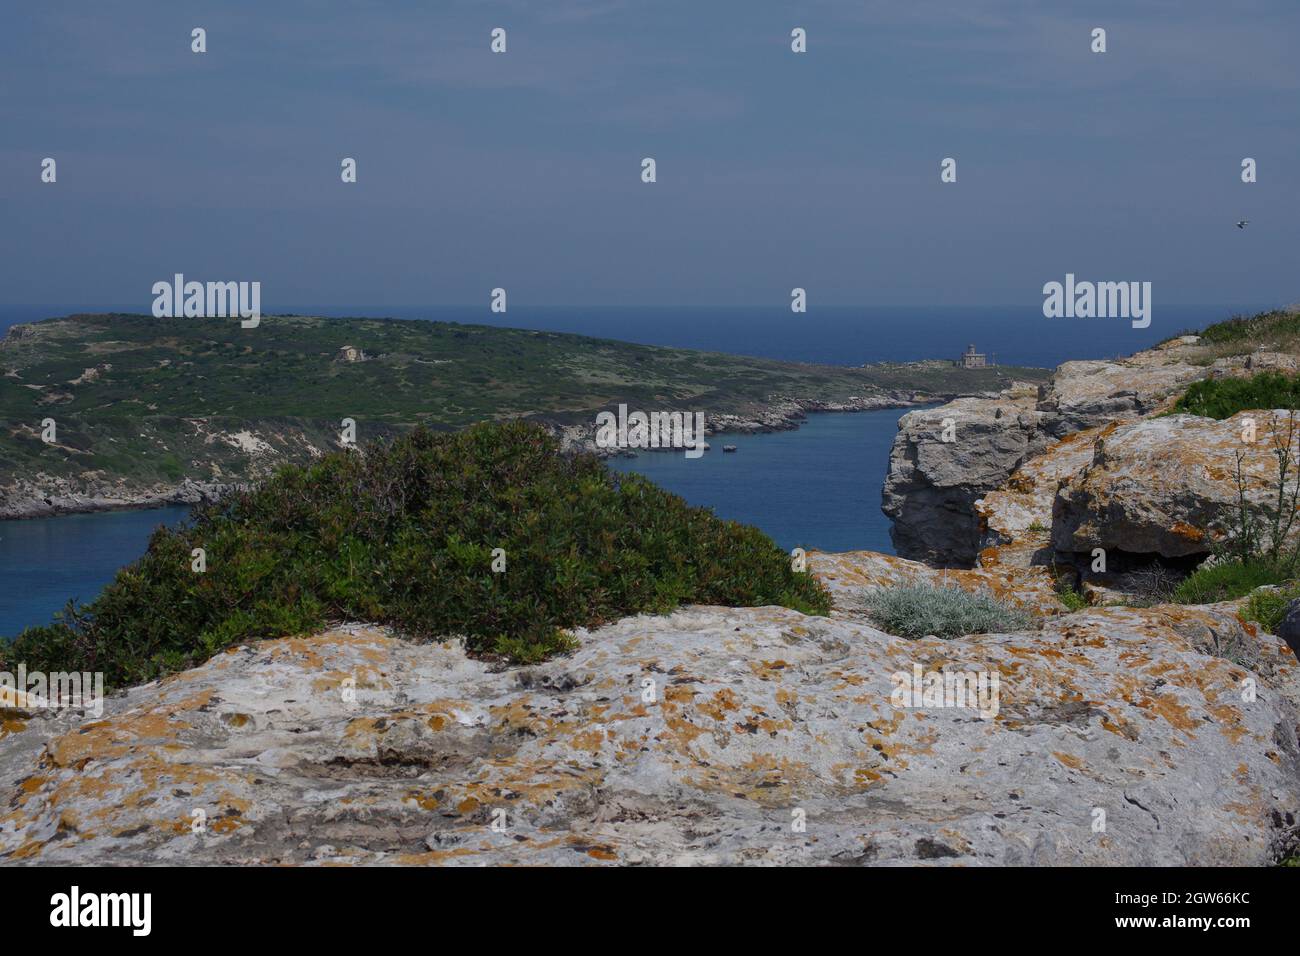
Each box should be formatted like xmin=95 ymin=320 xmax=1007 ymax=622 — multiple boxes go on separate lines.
xmin=1 ymin=506 xmax=192 ymax=638
xmin=0 ymin=302 xmax=1269 ymax=369
xmin=0 ymin=301 xmax=1273 ymax=637
xmin=607 ymin=408 xmax=917 ymax=554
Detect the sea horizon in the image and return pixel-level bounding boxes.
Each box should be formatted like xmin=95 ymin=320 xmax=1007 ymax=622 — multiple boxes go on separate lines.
xmin=0 ymin=302 xmax=1277 ymax=370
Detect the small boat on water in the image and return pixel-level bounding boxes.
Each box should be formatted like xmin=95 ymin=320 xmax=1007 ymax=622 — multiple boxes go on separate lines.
xmin=722 ymin=444 xmax=738 ymax=453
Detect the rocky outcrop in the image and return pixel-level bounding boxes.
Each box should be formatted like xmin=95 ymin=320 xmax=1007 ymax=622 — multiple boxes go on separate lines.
xmin=1036 ymin=359 xmax=1204 ymax=438
xmin=0 ymin=474 xmax=245 ymax=520
xmin=1052 ymin=411 xmax=1294 ymax=559
xmin=974 ymin=425 xmax=1109 ymax=568
xmin=881 ymin=387 xmax=1047 ymax=566
xmin=2 ymin=576 xmax=1296 ymax=866
xmin=882 ymin=343 xmax=1216 ymax=568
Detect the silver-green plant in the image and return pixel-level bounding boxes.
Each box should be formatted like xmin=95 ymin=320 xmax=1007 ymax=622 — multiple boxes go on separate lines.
xmin=862 ymin=584 xmax=1031 ymax=639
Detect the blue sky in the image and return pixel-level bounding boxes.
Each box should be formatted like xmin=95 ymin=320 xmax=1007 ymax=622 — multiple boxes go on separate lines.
xmin=2 ymin=0 xmax=1297 ymax=308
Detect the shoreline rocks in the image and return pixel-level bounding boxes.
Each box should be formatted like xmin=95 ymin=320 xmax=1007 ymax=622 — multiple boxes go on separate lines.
xmin=881 ymin=387 xmax=1047 ymax=566
xmin=1 ymin=393 xmax=957 ymax=520
xmin=882 ymin=342 xmax=1221 ymax=568
xmin=0 ymin=474 xmax=247 ymax=520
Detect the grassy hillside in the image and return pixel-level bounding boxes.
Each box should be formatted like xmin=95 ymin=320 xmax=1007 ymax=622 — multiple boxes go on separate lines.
xmin=1 ymin=312 xmax=1047 ymax=490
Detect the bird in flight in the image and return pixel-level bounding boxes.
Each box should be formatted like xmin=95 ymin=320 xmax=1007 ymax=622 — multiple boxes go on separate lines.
xmin=1236 ymin=219 xmax=1249 ymax=229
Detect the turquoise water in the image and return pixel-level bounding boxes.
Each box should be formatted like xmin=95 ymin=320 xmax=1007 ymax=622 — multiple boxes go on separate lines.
xmin=608 ymin=408 xmax=914 ymax=554
xmin=0 ymin=409 xmax=909 ymax=637
xmin=0 ymin=505 xmax=191 ymax=639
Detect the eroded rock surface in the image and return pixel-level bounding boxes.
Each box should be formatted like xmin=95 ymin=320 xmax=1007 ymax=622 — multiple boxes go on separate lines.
xmin=810 ymin=550 xmax=1064 ymax=616
xmin=882 ymin=344 xmax=1214 ymax=568
xmin=2 ymin=592 xmax=1297 ymax=866
xmin=975 ymin=426 xmax=1107 ymax=567
xmin=1053 ymin=411 xmax=1295 ymax=559
xmin=1037 ymin=359 xmax=1204 ymax=438
xmin=881 ymin=389 xmax=1047 ymax=566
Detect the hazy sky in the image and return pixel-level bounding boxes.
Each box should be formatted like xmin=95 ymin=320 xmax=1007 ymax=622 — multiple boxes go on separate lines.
xmin=3 ymin=0 xmax=1297 ymax=309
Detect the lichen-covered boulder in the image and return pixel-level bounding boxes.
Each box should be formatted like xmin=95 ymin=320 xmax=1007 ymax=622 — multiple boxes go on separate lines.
xmin=1 ymin=596 xmax=1296 ymax=866
xmin=1037 ymin=359 xmax=1204 ymax=438
xmin=1052 ymin=410 xmax=1294 ymax=559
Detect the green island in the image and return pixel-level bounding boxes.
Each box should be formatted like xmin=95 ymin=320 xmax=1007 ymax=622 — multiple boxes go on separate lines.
xmin=0 ymin=312 xmax=1047 ymax=516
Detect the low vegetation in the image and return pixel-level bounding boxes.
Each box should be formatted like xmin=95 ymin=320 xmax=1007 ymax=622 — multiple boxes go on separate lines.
xmin=1056 ymin=585 xmax=1088 ymax=612
xmin=862 ymin=584 xmax=1031 ymax=639
xmin=1241 ymin=585 xmax=1300 ymax=634
xmin=1 ymin=422 xmax=831 ymax=687
xmin=1195 ymin=308 xmax=1300 ymax=347
xmin=1171 ymin=559 xmax=1288 ymax=605
xmin=1168 ymin=405 xmax=1300 ymax=608
xmin=1170 ymin=371 xmax=1300 ymax=420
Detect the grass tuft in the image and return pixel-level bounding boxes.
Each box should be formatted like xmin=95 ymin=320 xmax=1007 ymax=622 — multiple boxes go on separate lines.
xmin=1170 ymin=371 xmax=1300 ymax=420
xmin=1171 ymin=559 xmax=1290 ymax=605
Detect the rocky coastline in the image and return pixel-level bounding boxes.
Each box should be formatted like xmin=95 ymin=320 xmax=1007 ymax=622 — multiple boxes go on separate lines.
xmin=4 ymin=330 xmax=1300 ymax=865
xmin=1 ymin=388 xmax=976 ymax=521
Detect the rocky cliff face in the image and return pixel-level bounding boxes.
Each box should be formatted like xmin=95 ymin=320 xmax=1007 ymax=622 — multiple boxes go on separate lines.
xmin=881 ymin=388 xmax=1047 ymax=567
xmin=2 ymin=550 xmax=1296 ymax=866
xmin=5 ymin=331 xmax=1300 ymax=867
xmin=883 ymin=339 xmax=1216 ymax=567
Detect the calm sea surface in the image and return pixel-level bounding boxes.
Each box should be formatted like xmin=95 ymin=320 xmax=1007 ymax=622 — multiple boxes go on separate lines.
xmin=0 ymin=301 xmax=1272 ymax=637
xmin=1 ymin=506 xmax=191 ymax=638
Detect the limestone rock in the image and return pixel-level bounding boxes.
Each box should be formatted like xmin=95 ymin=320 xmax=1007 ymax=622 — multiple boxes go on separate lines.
xmin=881 ymin=393 xmax=1046 ymax=566
xmin=975 ymin=425 xmax=1107 ymax=566
xmin=1 ymin=598 xmax=1296 ymax=866
xmin=1036 ymin=359 xmax=1204 ymax=438
xmin=809 ymin=549 xmax=1064 ymax=616
xmin=1052 ymin=411 xmax=1295 ymax=559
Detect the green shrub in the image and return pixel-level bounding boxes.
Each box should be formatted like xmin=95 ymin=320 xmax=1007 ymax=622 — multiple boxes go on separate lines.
xmin=862 ymin=584 xmax=1031 ymax=639
xmin=1241 ymin=585 xmax=1300 ymax=633
xmin=1170 ymin=372 xmax=1300 ymax=420
xmin=1057 ymin=586 xmax=1088 ymax=612
xmin=1171 ymin=559 xmax=1289 ymax=605
xmin=2 ymin=421 xmax=830 ymax=687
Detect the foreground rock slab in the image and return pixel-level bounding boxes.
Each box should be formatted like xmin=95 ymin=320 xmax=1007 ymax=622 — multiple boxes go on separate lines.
xmin=2 ymin=599 xmax=1297 ymax=866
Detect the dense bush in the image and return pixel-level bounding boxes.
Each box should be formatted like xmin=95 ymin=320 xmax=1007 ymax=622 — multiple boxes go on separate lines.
xmin=3 ymin=421 xmax=830 ymax=687
xmin=1171 ymin=559 xmax=1289 ymax=605
xmin=1171 ymin=372 xmax=1300 ymax=420
xmin=862 ymin=584 xmax=1031 ymax=639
